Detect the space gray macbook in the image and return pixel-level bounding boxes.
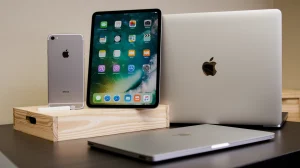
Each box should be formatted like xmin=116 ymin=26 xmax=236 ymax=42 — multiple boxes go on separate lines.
xmin=161 ymin=9 xmax=283 ymax=127
xmin=88 ymin=124 xmax=274 ymax=162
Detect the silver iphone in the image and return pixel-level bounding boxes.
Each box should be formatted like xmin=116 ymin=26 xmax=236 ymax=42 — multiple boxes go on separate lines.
xmin=47 ymin=34 xmax=84 ymax=109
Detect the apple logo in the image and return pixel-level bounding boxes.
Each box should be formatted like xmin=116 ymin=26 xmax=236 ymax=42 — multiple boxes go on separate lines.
xmin=202 ymin=57 xmax=217 ymax=76
xmin=62 ymin=49 xmax=69 ymax=58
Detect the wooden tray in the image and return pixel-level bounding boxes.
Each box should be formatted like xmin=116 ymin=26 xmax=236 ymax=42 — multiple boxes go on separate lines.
xmin=13 ymin=105 xmax=169 ymax=141
xmin=282 ymin=89 xmax=300 ymax=122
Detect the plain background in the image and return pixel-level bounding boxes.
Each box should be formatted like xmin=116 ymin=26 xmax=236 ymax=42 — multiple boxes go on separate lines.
xmin=274 ymin=0 xmax=300 ymax=89
xmin=0 ymin=0 xmax=292 ymax=125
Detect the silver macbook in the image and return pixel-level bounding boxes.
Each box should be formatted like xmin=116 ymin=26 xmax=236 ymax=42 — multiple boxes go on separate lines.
xmin=0 ymin=151 xmax=17 ymax=168
xmin=88 ymin=124 xmax=274 ymax=162
xmin=161 ymin=9 xmax=283 ymax=127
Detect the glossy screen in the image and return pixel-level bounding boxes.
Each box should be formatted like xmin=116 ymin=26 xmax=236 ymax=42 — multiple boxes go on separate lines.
xmin=88 ymin=10 xmax=160 ymax=107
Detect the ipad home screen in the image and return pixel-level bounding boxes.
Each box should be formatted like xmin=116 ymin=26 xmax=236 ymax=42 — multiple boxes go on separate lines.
xmin=87 ymin=9 xmax=161 ymax=108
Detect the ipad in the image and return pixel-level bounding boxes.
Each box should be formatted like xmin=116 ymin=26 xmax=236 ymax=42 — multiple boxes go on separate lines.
xmin=87 ymin=9 xmax=161 ymax=108
xmin=88 ymin=124 xmax=274 ymax=162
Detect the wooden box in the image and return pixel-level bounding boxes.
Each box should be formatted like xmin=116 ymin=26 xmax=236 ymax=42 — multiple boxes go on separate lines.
xmin=13 ymin=105 xmax=169 ymax=141
xmin=282 ymin=89 xmax=300 ymax=122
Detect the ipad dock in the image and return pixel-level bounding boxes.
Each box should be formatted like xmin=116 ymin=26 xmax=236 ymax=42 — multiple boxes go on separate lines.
xmin=13 ymin=105 xmax=169 ymax=141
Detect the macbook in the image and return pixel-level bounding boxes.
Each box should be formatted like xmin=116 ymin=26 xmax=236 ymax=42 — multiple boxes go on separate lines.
xmin=88 ymin=124 xmax=274 ymax=162
xmin=161 ymin=9 xmax=283 ymax=127
xmin=0 ymin=151 xmax=17 ymax=168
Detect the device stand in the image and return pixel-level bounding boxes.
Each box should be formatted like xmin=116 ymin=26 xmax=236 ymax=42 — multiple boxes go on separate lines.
xmin=13 ymin=105 xmax=169 ymax=141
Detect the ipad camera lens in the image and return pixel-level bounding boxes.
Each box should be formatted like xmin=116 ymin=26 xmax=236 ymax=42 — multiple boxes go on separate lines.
xmin=50 ymin=36 xmax=55 ymax=40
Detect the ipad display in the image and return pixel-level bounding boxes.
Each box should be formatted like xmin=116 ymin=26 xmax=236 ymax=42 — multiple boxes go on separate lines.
xmin=87 ymin=9 xmax=161 ymax=108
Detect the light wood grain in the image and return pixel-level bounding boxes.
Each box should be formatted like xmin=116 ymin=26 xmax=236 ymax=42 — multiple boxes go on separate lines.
xmin=286 ymin=113 xmax=300 ymax=118
xmin=282 ymin=89 xmax=300 ymax=98
xmin=58 ymin=106 xmax=169 ymax=141
xmin=13 ymin=105 xmax=169 ymax=141
xmin=286 ymin=118 xmax=300 ymax=122
xmin=282 ymin=104 xmax=299 ymax=113
xmin=13 ymin=108 xmax=56 ymax=141
xmin=282 ymin=89 xmax=300 ymax=122
xmin=282 ymin=98 xmax=299 ymax=105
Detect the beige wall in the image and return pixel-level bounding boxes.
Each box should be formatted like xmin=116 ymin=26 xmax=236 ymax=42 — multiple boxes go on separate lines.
xmin=274 ymin=0 xmax=300 ymax=89
xmin=0 ymin=0 xmax=273 ymax=125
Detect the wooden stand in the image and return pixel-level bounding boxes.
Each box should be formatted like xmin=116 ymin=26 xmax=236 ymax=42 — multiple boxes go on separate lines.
xmin=282 ymin=89 xmax=300 ymax=122
xmin=13 ymin=105 xmax=169 ymax=141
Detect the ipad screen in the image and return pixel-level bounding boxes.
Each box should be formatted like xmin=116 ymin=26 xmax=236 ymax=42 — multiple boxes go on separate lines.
xmin=87 ymin=9 xmax=161 ymax=107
